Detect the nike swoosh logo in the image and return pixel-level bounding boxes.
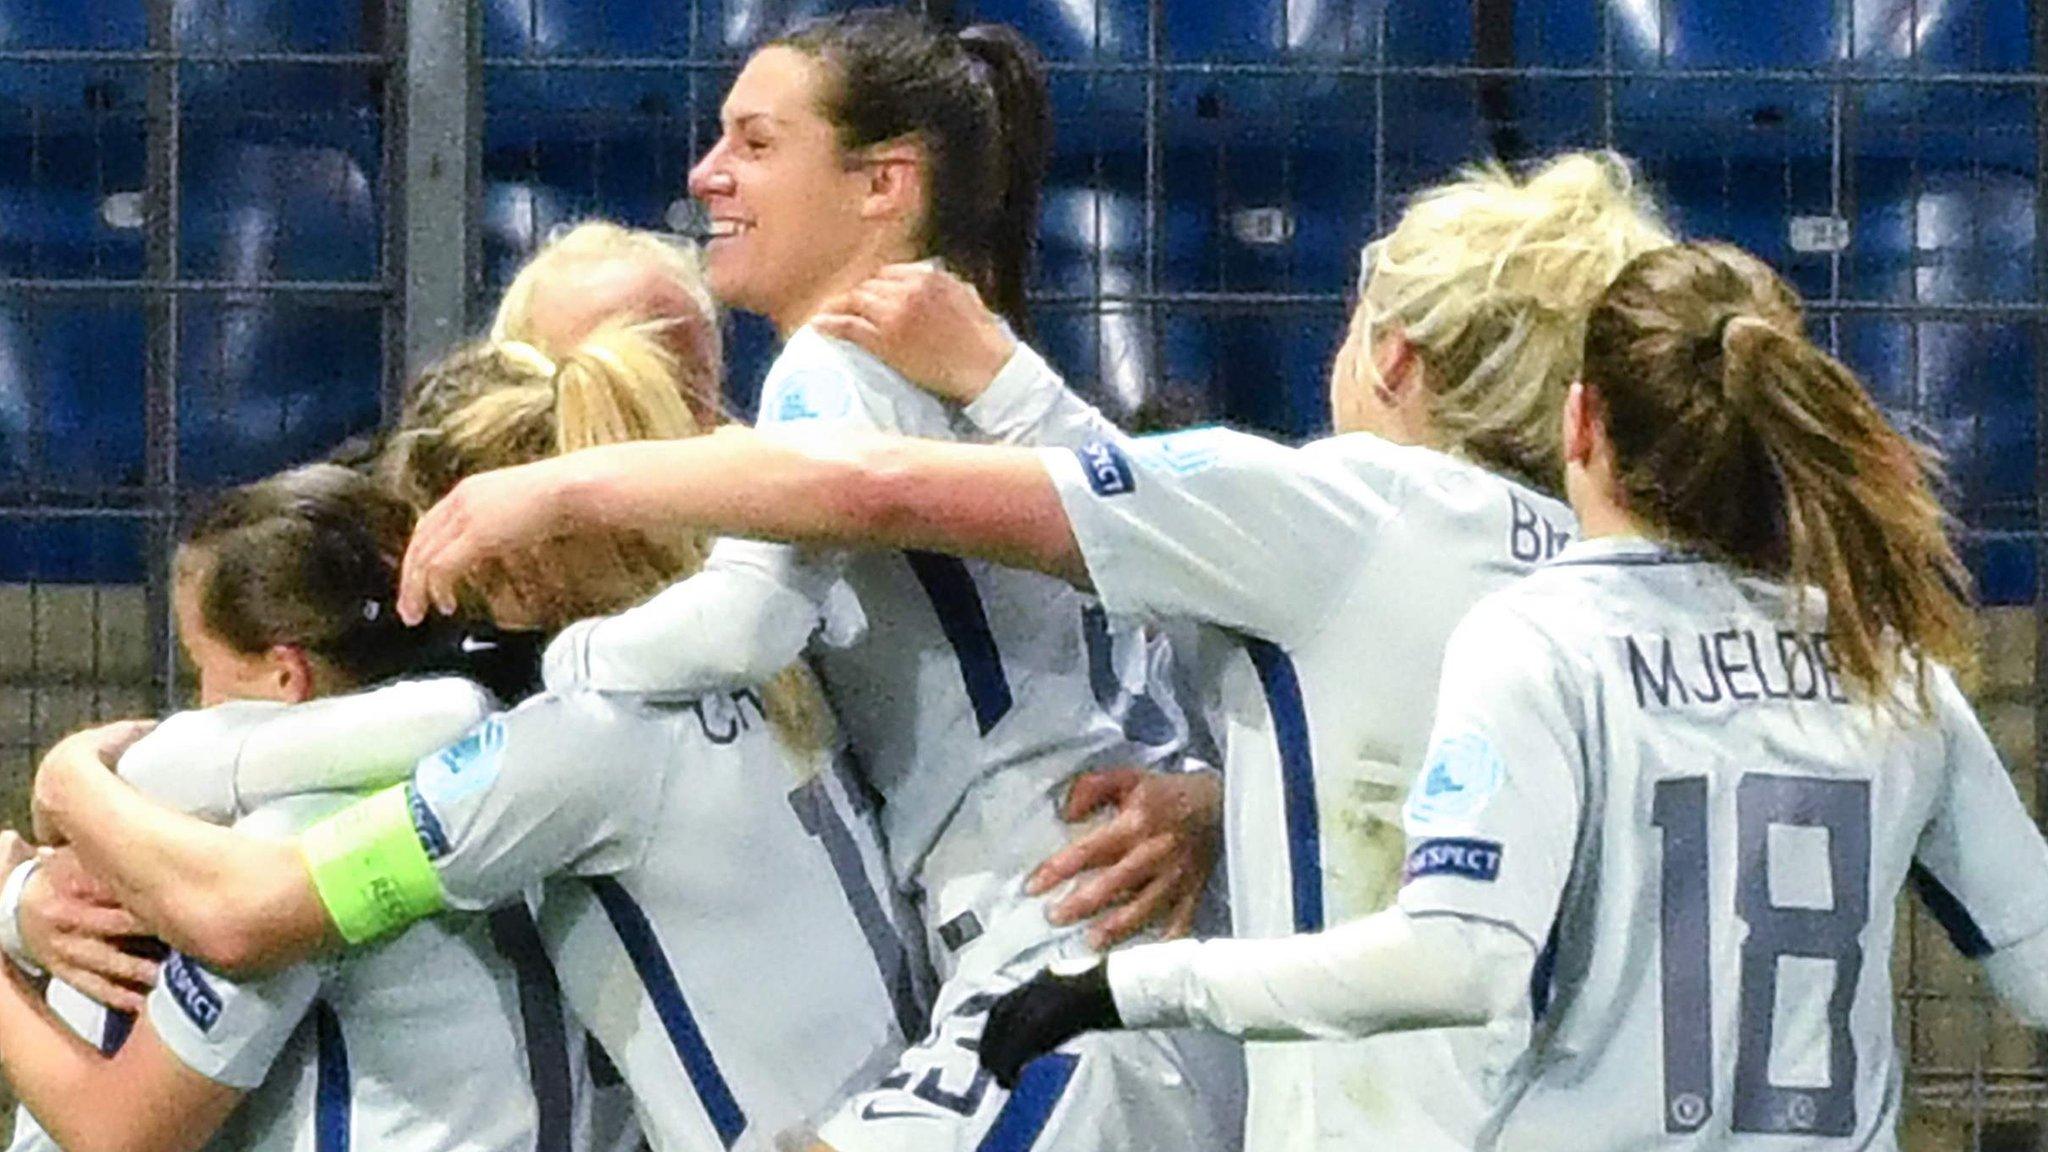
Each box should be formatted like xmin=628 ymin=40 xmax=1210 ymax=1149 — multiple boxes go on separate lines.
xmin=460 ymin=637 xmax=499 ymax=654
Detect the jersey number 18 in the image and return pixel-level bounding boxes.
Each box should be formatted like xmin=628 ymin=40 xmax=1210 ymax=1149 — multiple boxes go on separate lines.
xmin=1652 ymin=772 xmax=1872 ymax=1138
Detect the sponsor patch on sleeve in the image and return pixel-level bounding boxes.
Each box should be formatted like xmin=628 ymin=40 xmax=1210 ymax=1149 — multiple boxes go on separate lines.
xmin=162 ymin=952 xmax=224 ymax=1032
xmin=1072 ymin=439 xmax=1137 ymax=497
xmin=1404 ymin=837 xmax=1504 ymax=884
xmin=1403 ymin=731 xmax=1506 ymax=829
xmin=413 ymin=715 xmax=505 ymax=811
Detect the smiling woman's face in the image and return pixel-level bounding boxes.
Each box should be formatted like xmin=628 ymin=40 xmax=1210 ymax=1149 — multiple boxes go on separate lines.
xmin=685 ymin=46 xmax=876 ymax=332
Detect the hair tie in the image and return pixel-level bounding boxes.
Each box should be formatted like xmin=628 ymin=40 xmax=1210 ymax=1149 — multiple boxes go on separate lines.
xmin=361 ymin=599 xmax=383 ymax=623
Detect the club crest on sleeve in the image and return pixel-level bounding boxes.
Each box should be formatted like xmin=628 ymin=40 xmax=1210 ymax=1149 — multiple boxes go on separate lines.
xmin=1404 ymin=837 xmax=1504 ymax=883
xmin=414 ymin=715 xmax=506 ymax=810
xmin=1073 ymin=439 xmax=1137 ymax=497
xmin=163 ymin=952 xmax=224 ymax=1032
xmin=1404 ymin=731 xmax=1505 ymax=828
xmin=767 ymin=370 xmax=855 ymax=424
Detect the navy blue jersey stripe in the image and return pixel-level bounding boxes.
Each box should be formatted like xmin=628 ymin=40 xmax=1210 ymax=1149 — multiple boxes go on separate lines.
xmin=976 ymin=1052 xmax=1079 ymax=1152
xmin=488 ymin=906 xmax=575 ymax=1152
xmin=905 ymin=551 xmax=1014 ymax=735
xmin=1244 ymin=639 xmax=1323 ymax=932
xmin=590 ymin=877 xmax=747 ymax=1148
xmin=1909 ymin=862 xmax=1994 ymax=958
xmin=313 ymin=1002 xmax=350 ymax=1152
xmin=98 ymin=1008 xmax=135 ymax=1055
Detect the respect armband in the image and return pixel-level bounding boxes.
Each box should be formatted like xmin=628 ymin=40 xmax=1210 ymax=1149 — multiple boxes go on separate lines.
xmin=300 ymin=785 xmax=446 ymax=945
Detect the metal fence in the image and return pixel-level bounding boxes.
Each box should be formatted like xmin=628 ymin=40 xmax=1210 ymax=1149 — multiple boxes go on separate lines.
xmin=0 ymin=0 xmax=2043 ymax=1146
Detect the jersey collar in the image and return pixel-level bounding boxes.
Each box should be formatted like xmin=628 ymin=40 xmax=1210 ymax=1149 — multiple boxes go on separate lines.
xmin=1546 ymin=534 xmax=1705 ymax=568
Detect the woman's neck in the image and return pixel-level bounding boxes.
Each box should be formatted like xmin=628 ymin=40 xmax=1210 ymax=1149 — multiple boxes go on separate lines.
xmin=770 ymin=235 xmax=923 ymax=338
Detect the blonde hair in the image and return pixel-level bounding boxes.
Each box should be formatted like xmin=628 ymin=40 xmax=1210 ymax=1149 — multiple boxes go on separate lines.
xmin=1584 ymin=241 xmax=1976 ymax=710
xmin=1354 ymin=150 xmax=1674 ymax=492
xmin=491 ymin=221 xmax=725 ymax=424
xmin=386 ymin=322 xmax=835 ymax=756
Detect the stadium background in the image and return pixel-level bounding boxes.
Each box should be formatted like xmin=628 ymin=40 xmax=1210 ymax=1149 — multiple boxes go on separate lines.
xmin=0 ymin=0 xmax=2039 ymax=1146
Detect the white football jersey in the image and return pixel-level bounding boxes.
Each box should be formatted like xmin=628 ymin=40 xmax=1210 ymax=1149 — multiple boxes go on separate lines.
xmin=1399 ymin=536 xmax=2048 ymax=1151
xmin=152 ymin=794 xmax=558 ymax=1152
xmin=1043 ymin=425 xmax=1575 ymax=1152
xmin=9 ymin=685 xmax=563 ymax=1152
xmin=753 ymin=330 xmax=1181 ymax=909
xmin=544 ymin=330 xmax=1186 ymax=971
xmin=397 ymin=687 xmax=921 ymax=1152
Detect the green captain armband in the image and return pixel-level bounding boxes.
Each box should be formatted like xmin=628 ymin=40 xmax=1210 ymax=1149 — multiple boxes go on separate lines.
xmin=300 ymin=784 xmax=447 ymax=945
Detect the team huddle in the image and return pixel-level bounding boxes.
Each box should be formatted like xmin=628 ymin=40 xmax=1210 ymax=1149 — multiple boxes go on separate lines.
xmin=0 ymin=8 xmax=2043 ymax=1152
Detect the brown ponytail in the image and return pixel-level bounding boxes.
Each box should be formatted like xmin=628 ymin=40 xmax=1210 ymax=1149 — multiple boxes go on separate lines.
xmin=956 ymin=24 xmax=1049 ymax=333
xmin=1585 ymin=242 xmax=1975 ymax=708
xmin=179 ymin=463 xmax=429 ymax=688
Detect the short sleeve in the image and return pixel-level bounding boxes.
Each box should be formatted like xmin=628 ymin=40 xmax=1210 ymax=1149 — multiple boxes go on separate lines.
xmin=407 ymin=694 xmax=667 ymax=912
xmin=1395 ymin=599 xmax=1584 ymax=949
xmin=146 ymin=950 xmax=320 ymax=1089
xmin=1911 ymin=670 xmax=2048 ymax=957
xmin=1041 ymin=428 xmax=1391 ymax=645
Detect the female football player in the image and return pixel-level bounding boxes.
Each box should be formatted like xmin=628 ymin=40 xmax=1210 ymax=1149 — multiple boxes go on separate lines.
xmin=0 ymin=464 xmax=546 ymax=1152
xmin=391 ymin=149 xmax=1674 ymax=1152
xmin=437 ymin=14 xmax=1238 ymax=1152
xmin=987 ymin=241 xmax=2048 ymax=1149
xmin=31 ymin=318 xmax=933 ymax=1152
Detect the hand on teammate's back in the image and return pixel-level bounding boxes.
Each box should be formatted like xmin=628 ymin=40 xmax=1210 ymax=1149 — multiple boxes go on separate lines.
xmin=19 ymin=846 xmax=158 ymax=1011
xmin=1030 ymin=766 xmax=1222 ymax=948
xmin=812 ymin=264 xmax=1016 ymax=405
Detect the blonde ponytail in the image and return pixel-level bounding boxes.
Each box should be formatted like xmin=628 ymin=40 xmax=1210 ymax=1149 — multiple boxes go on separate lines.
xmin=386 ymin=323 xmax=837 ymax=757
xmin=1355 ymin=150 xmax=1674 ymax=493
xmin=492 ymin=221 xmax=725 ymax=425
xmin=1586 ymin=242 xmax=1975 ymax=709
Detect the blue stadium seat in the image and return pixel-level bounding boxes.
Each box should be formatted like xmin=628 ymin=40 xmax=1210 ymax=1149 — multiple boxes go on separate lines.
xmin=963 ymin=0 xmax=1146 ymax=61
xmin=1850 ymin=0 xmax=2031 ymax=71
xmin=1204 ymin=309 xmax=1343 ymax=438
xmin=1616 ymin=0 xmax=1833 ymax=67
xmin=177 ymin=138 xmax=380 ymax=284
xmin=178 ymin=0 xmax=370 ymax=55
xmin=174 ymin=299 xmax=383 ymax=487
xmin=0 ymin=301 xmax=147 ymax=492
xmin=0 ymin=0 xmax=145 ymax=49
xmin=485 ymin=0 xmax=690 ymax=58
xmin=1385 ymin=0 xmax=1598 ymax=66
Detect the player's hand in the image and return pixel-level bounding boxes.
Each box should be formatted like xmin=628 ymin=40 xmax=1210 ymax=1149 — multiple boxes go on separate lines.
xmin=398 ymin=459 xmax=584 ymax=625
xmin=812 ymin=264 xmax=1016 ymax=405
xmin=1030 ymin=766 xmax=1221 ymax=948
xmin=19 ymin=848 xmax=157 ymax=1011
xmin=31 ymin=719 xmax=156 ymax=845
xmin=980 ymin=961 xmax=1122 ymax=1089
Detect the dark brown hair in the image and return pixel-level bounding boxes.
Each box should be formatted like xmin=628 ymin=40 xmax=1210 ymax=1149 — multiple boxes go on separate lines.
xmin=1583 ymin=241 xmax=1975 ymax=706
xmin=178 ymin=463 xmax=426 ymax=686
xmin=773 ymin=8 xmax=1049 ymax=334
